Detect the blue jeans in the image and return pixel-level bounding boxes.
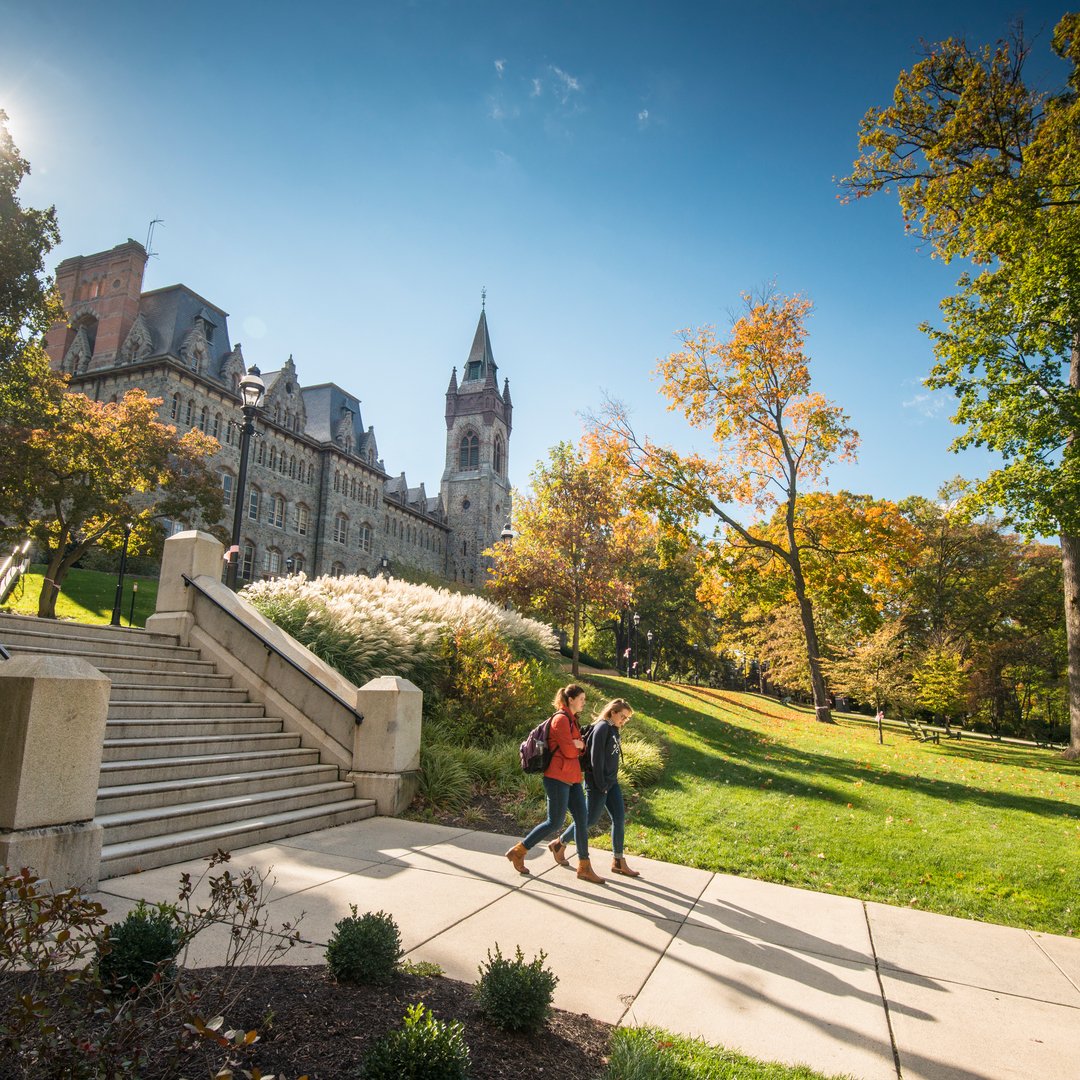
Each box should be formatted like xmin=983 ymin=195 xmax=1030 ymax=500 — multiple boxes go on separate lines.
xmin=522 ymin=777 xmax=590 ymax=860
xmin=560 ymin=780 xmax=625 ymax=858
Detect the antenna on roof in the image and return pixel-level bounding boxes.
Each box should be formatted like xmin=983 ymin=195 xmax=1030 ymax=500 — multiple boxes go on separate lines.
xmin=145 ymin=218 xmax=164 ymax=258
xmin=481 ymin=286 xmax=486 ymax=311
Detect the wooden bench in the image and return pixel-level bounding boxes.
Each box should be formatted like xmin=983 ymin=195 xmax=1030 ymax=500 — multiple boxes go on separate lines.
xmin=903 ymin=716 xmax=940 ymax=744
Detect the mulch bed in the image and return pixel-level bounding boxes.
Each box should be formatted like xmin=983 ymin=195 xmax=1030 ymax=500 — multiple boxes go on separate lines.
xmin=0 ymin=965 xmax=613 ymax=1079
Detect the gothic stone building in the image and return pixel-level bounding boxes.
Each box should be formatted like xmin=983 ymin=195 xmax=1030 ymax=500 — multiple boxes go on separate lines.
xmin=44 ymin=239 xmax=513 ymax=586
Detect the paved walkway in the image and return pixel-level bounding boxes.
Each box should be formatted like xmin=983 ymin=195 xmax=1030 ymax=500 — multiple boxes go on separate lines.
xmin=92 ymin=818 xmax=1080 ymax=1080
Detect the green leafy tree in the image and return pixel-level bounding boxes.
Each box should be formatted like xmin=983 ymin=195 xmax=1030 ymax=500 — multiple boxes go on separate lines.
xmin=912 ymin=647 xmax=969 ymax=733
xmin=485 ymin=440 xmax=635 ymax=675
xmin=842 ymin=14 xmax=1080 ymax=755
xmin=0 ymin=109 xmax=67 ymax=527
xmin=601 ymin=293 xmax=859 ymax=721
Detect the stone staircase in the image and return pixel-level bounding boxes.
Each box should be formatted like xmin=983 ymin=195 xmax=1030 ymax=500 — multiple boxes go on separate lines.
xmin=0 ymin=612 xmax=376 ymax=878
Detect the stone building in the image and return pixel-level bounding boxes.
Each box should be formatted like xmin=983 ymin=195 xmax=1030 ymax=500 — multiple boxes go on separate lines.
xmin=44 ymin=239 xmax=513 ymax=585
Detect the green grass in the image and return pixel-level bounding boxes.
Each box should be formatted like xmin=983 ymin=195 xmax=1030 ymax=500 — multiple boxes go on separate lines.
xmin=607 ymin=1026 xmax=853 ymax=1080
xmin=582 ymin=676 xmax=1079 ymax=936
xmin=1 ymin=565 xmax=158 ymax=628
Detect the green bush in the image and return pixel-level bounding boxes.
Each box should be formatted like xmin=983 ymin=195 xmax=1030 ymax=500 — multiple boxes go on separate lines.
xmin=97 ymin=901 xmax=181 ymax=991
xmin=326 ymin=907 xmax=402 ymax=985
xmin=474 ymin=943 xmax=557 ymax=1033
xmin=417 ymin=744 xmax=472 ymax=811
xmin=619 ymin=734 xmax=665 ymax=789
xmin=361 ymin=1001 xmax=471 ymax=1080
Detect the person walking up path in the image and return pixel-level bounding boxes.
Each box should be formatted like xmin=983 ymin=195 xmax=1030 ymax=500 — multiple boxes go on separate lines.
xmin=505 ymin=684 xmax=605 ymax=883
xmin=550 ymin=698 xmax=640 ymax=877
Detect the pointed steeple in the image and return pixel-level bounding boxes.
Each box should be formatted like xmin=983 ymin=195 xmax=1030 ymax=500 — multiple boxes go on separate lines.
xmin=446 ymin=366 xmax=458 ymax=393
xmin=463 ymin=310 xmax=497 ymax=382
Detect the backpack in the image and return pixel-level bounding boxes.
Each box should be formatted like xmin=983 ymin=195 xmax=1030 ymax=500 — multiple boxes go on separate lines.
xmin=519 ymin=715 xmax=556 ymax=773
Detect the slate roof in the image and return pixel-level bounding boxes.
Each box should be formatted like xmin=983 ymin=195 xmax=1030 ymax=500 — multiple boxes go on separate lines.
xmin=300 ymin=383 xmax=365 ymax=446
xmin=138 ymin=286 xmax=233 ymax=373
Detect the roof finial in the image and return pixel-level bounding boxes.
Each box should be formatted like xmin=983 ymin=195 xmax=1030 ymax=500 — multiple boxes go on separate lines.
xmin=481 ymin=286 xmax=486 ymax=311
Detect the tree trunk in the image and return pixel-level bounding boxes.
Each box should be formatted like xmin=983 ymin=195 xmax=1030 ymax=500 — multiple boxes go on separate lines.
xmin=571 ymin=605 xmax=581 ymax=678
xmin=1061 ymin=532 xmax=1080 ymax=758
xmin=789 ymin=559 xmax=833 ymax=723
xmin=37 ymin=549 xmax=64 ymax=618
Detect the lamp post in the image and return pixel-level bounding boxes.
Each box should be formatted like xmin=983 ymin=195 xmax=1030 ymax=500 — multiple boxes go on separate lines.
xmin=110 ymin=521 xmax=133 ymax=626
xmin=225 ymin=365 xmax=266 ymax=591
xmin=128 ymin=580 xmax=138 ymax=626
xmin=379 ymin=555 xmax=391 ymax=578
xmin=631 ymin=611 xmax=640 ymax=678
xmin=647 ymin=629 xmax=654 ymax=679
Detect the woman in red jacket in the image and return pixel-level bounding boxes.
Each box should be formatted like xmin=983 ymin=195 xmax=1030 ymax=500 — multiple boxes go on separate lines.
xmin=505 ymin=684 xmax=605 ymax=884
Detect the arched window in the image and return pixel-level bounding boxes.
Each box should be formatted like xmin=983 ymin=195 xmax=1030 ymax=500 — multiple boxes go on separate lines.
xmin=170 ymin=393 xmax=180 ymax=420
xmin=256 ymin=441 xmax=266 ymax=466
xmin=334 ymin=513 xmax=349 ymax=545
xmin=458 ymin=432 xmax=480 ymax=469
xmin=248 ymin=486 xmax=261 ymax=521
xmin=494 ymin=434 xmax=504 ymax=474
xmin=334 ymin=470 xmax=341 ymax=493
xmin=212 ymin=413 xmax=222 ymax=440
xmin=307 ymin=463 xmax=315 ymax=484
xmin=184 ymin=399 xmax=195 ymax=426
xmin=263 ymin=547 xmax=282 ymax=576
xmin=270 ymin=445 xmax=278 ymax=472
xmin=331 ymin=562 xmax=346 ymax=578
xmin=241 ymin=543 xmax=255 ymax=581
xmin=221 ymin=471 xmax=235 ymax=509
xmin=289 ymin=455 xmax=296 ymax=478
xmin=270 ymin=494 xmax=286 ymax=528
xmin=296 ymin=504 xmax=310 ymax=535
xmin=358 ymin=522 xmax=372 ymax=553
xmin=291 ymin=553 xmax=305 ymax=574
xmin=199 ymin=405 xmax=209 ymax=432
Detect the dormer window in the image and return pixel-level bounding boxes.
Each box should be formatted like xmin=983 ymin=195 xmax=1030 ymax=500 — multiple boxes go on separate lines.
xmin=465 ymin=360 xmax=483 ymax=380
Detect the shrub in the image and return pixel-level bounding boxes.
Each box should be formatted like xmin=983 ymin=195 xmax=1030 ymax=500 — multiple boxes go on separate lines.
xmin=361 ymin=1001 xmax=471 ymax=1080
xmin=474 ymin=943 xmax=557 ymax=1033
xmin=417 ymin=744 xmax=472 ymax=812
xmin=326 ymin=906 xmax=402 ymax=985
xmin=97 ymin=901 xmax=182 ymax=991
xmin=619 ymin=735 xmax=665 ymax=789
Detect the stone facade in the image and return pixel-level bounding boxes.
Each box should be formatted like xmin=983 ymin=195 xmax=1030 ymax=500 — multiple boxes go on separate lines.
xmin=45 ymin=240 xmax=513 ymax=584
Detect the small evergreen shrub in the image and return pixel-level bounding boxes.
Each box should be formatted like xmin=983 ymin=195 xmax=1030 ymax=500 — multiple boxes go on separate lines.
xmin=326 ymin=906 xmax=402 ymax=985
xmin=474 ymin=943 xmax=557 ymax=1033
xmin=361 ymin=1002 xmax=471 ymax=1080
xmin=97 ymin=901 xmax=181 ymax=990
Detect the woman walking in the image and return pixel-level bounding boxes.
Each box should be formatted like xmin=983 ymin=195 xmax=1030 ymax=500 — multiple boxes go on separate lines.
xmin=550 ymin=698 xmax=640 ymax=877
xmin=505 ymin=684 xmax=605 ymax=884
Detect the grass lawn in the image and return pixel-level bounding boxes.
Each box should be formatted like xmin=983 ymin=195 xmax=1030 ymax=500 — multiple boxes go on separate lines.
xmin=580 ymin=674 xmax=1079 ymax=937
xmin=1 ymin=565 xmax=158 ymax=628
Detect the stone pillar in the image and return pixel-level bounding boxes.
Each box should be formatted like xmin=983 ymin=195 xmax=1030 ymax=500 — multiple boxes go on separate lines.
xmin=348 ymin=676 xmax=422 ymax=815
xmin=0 ymin=655 xmax=111 ymax=890
xmin=145 ymin=529 xmax=225 ymax=643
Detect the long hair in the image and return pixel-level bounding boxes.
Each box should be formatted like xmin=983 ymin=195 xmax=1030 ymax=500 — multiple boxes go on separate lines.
xmin=597 ymin=698 xmax=632 ymax=723
xmin=552 ymin=684 xmax=586 ymax=711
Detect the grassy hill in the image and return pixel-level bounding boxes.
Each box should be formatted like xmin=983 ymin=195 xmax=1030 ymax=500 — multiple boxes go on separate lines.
xmin=579 ymin=675 xmax=1079 ymax=936
xmin=1 ymin=565 xmax=158 ymax=627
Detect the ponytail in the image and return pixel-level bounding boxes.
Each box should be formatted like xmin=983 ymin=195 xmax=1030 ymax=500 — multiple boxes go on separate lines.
xmin=552 ymin=683 xmax=586 ymax=711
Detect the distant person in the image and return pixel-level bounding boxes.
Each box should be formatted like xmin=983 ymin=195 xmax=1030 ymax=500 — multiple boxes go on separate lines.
xmin=505 ymin=684 xmax=605 ymax=884
xmin=549 ymin=698 xmax=640 ymax=878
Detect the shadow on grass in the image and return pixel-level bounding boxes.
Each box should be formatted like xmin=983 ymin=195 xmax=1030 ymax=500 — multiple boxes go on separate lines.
xmin=582 ymin=675 xmax=1079 ymax=824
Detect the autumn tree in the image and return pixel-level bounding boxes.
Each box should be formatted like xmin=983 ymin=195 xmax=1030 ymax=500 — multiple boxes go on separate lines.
xmin=842 ymin=13 xmax=1080 ymax=755
xmin=25 ymin=389 xmax=224 ymax=618
xmin=600 ymin=293 xmax=858 ymax=721
xmin=0 ymin=108 xmax=67 ymax=528
xmin=485 ymin=440 xmax=635 ymax=675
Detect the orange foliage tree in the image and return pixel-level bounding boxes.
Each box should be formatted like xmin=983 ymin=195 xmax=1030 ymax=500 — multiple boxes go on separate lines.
xmin=599 ymin=293 xmax=858 ymax=721
xmin=25 ymin=389 xmax=223 ymax=618
xmin=485 ymin=440 xmax=637 ymax=675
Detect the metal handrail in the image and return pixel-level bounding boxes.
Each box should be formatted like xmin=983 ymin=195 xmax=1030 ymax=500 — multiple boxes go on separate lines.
xmin=181 ymin=573 xmax=363 ymax=725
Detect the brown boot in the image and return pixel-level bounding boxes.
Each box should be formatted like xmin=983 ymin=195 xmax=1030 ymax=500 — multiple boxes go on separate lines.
xmin=548 ymin=839 xmax=570 ymax=866
xmin=505 ymin=842 xmax=530 ymax=876
xmin=611 ymin=856 xmax=641 ymax=878
xmin=576 ymin=858 xmax=606 ymax=884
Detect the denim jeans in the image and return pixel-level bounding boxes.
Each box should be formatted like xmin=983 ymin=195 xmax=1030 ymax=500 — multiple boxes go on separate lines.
xmin=560 ymin=780 xmax=625 ymax=857
xmin=522 ymin=776 xmax=590 ymax=859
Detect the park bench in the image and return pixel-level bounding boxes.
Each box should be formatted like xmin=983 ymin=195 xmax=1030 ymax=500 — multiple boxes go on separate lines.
xmin=902 ymin=716 xmax=940 ymax=744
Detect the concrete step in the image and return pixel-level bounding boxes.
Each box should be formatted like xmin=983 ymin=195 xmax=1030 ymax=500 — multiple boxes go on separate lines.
xmin=105 ymin=717 xmax=283 ymax=740
xmin=107 ymin=701 xmax=266 ymax=720
xmin=98 ymin=782 xmax=359 ymax=845
xmin=109 ymin=684 xmax=251 ymax=704
xmin=0 ymin=612 xmax=172 ymax=647
xmin=92 ymin=666 xmax=227 ymax=687
xmin=102 ymin=731 xmax=299 ymax=762
xmin=96 ymin=764 xmax=341 ymax=814
xmin=98 ymin=747 xmax=323 ymax=787
xmin=5 ymin=638 xmax=204 ymax=668
xmin=99 ymin=800 xmax=378 ymax=878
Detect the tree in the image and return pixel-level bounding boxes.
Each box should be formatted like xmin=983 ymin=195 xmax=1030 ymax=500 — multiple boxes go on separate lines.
xmin=485 ymin=441 xmax=634 ymax=675
xmin=25 ymin=389 xmax=224 ymax=618
xmin=842 ymin=14 xmax=1080 ymax=755
xmin=912 ymin=647 xmax=969 ymax=734
xmin=600 ymin=293 xmax=858 ymax=721
xmin=0 ymin=109 xmax=67 ymax=527
xmin=825 ymin=620 xmax=914 ymax=735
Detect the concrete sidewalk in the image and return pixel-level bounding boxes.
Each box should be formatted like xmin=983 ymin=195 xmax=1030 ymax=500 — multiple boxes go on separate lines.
xmin=92 ymin=818 xmax=1080 ymax=1080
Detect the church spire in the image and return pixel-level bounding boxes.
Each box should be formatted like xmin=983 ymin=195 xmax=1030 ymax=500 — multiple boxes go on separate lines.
xmin=463 ymin=308 xmax=496 ymax=382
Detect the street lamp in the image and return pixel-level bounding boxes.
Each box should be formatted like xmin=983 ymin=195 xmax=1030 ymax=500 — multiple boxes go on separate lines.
xmin=647 ymin=629 xmax=654 ymax=679
xmin=631 ymin=611 xmax=640 ymax=678
xmin=225 ymin=365 xmax=265 ymax=590
xmin=379 ymin=555 xmax=391 ymax=578
xmin=110 ymin=521 xmax=133 ymax=626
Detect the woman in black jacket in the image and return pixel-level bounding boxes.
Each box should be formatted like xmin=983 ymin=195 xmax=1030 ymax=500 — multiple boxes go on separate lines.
xmin=548 ymin=698 xmax=640 ymax=877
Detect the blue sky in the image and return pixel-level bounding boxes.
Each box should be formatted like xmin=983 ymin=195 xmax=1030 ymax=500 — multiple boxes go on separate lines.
xmin=1 ymin=0 xmax=1068 ymax=511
